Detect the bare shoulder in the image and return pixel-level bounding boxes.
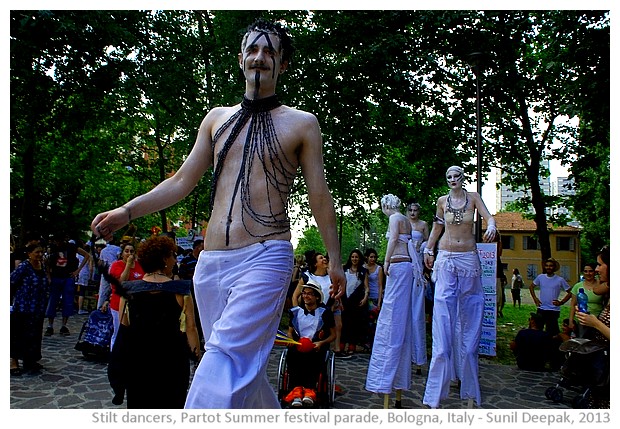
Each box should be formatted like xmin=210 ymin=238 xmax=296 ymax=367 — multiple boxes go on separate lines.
xmin=203 ymin=105 xmax=239 ymax=128
xmin=282 ymin=105 xmax=318 ymax=121
xmin=280 ymin=105 xmax=320 ymax=132
xmin=279 ymin=106 xmax=322 ymax=159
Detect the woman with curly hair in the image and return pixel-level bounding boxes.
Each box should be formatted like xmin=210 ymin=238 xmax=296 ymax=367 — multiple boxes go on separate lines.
xmin=109 ymin=235 xmax=201 ymax=408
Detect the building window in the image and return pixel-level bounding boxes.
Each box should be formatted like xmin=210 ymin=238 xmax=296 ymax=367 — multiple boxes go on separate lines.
xmin=527 ymin=264 xmax=538 ymax=280
xmin=501 ymin=235 xmax=514 ymax=250
xmin=556 ymin=236 xmax=575 ymax=251
xmin=523 ymin=236 xmax=540 ymax=250
xmin=501 ymin=262 xmax=508 ymax=272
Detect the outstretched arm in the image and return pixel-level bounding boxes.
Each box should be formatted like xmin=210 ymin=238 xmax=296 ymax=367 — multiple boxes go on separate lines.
xmin=299 ymin=113 xmax=345 ymax=299
xmin=90 ymin=112 xmax=215 ymax=240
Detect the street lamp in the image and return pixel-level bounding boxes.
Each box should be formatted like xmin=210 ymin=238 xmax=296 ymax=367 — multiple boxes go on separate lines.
xmin=467 ymin=52 xmax=485 ymax=243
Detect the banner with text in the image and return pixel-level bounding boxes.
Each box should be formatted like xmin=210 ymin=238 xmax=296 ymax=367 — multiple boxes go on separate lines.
xmin=477 ymin=242 xmax=498 ymax=356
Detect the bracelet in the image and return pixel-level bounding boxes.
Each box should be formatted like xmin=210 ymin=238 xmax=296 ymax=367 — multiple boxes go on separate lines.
xmin=423 ymin=247 xmax=435 ymax=256
xmin=121 ymin=205 xmax=132 ymax=223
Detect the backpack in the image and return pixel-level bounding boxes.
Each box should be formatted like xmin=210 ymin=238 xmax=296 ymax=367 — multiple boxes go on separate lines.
xmin=513 ymin=274 xmax=524 ymax=289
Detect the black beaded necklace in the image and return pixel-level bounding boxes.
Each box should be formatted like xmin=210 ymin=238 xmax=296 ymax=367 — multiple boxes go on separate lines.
xmin=210 ymin=94 xmax=295 ymax=246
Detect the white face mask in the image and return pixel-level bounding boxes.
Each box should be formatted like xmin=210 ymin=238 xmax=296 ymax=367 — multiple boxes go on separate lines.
xmin=446 ymin=171 xmax=464 ymax=186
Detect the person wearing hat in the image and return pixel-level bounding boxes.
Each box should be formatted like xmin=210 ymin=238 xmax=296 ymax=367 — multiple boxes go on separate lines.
xmin=509 ymin=312 xmax=553 ymax=371
xmin=283 ymin=280 xmax=336 ymax=407
xmin=529 ymin=258 xmax=572 ymax=336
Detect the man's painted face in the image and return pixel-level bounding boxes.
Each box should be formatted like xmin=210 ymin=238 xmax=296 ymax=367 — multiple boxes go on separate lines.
xmin=239 ymin=30 xmax=285 ymax=91
xmin=446 ymin=169 xmax=464 ymax=188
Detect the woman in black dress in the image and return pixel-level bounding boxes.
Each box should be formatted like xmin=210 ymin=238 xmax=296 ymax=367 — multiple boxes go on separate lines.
xmin=110 ymin=235 xmax=201 ymax=408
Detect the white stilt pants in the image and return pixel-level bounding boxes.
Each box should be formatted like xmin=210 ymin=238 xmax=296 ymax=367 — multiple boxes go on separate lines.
xmin=423 ymin=250 xmax=483 ymax=408
xmin=184 ymin=241 xmax=293 ymax=409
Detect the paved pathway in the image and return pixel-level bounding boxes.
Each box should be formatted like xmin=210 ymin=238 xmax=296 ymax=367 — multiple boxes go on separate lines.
xmin=10 ymin=313 xmax=571 ymax=409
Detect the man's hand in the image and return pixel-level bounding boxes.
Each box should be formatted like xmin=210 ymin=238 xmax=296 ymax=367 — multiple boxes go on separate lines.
xmin=328 ymin=265 xmax=346 ymax=300
xmin=424 ymin=254 xmax=435 ymax=270
xmin=91 ymin=207 xmax=130 ymax=241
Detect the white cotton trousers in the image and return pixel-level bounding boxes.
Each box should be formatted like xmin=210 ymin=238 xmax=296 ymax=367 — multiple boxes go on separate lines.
xmin=365 ymin=261 xmax=413 ymax=393
xmin=184 ymin=240 xmax=293 ymax=409
xmin=409 ymin=243 xmax=427 ymax=366
xmin=423 ymin=250 xmax=483 ymax=408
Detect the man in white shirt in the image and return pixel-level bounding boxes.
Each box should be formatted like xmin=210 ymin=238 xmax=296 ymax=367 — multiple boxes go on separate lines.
xmin=529 ymin=258 xmax=572 ymax=336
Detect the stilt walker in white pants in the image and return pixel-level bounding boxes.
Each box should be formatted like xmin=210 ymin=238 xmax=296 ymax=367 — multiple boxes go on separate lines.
xmin=407 ymin=202 xmax=429 ymax=374
xmin=90 ymin=19 xmax=345 ymax=408
xmin=366 ymin=194 xmax=414 ymax=409
xmin=422 ymin=166 xmax=497 ymax=409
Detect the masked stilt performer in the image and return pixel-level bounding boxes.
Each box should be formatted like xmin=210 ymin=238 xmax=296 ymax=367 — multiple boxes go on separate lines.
xmin=422 ymin=166 xmax=496 ymax=408
xmin=366 ymin=194 xmax=414 ymax=408
xmin=407 ymin=202 xmax=429 ymax=375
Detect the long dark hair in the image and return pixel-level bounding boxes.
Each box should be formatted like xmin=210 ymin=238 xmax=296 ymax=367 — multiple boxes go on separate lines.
xmin=343 ymin=249 xmax=367 ymax=279
xmin=598 ymin=245 xmax=610 ymax=277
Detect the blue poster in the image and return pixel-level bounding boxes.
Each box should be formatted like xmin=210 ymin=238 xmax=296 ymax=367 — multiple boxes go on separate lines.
xmin=477 ymin=242 xmax=497 ymax=356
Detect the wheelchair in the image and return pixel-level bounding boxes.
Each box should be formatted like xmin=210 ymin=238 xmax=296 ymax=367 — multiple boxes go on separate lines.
xmin=276 ymin=347 xmax=336 ymax=408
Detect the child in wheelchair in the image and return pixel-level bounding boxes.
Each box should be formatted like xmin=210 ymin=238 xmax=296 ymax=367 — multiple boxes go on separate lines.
xmin=283 ymin=280 xmax=336 ymax=407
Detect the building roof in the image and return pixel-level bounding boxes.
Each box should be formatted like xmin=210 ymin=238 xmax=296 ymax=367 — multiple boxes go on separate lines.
xmin=483 ymin=212 xmax=580 ymax=233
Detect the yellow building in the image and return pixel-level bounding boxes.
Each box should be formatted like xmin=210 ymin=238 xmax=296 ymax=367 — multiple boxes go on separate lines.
xmin=484 ymin=212 xmax=582 ymax=284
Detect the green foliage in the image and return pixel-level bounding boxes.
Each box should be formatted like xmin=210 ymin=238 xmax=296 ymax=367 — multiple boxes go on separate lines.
xmin=295 ymin=226 xmax=326 ymax=258
xmin=10 ymin=10 xmax=608 ymax=259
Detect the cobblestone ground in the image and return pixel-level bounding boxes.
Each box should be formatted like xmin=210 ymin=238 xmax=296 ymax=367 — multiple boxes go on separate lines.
xmin=10 ymin=313 xmax=571 ymax=410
